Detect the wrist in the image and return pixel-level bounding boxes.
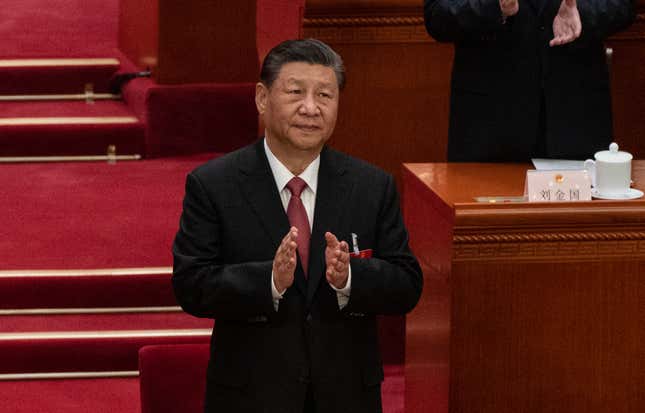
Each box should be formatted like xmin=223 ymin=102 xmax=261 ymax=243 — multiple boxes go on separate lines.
xmin=274 ymin=279 xmax=284 ymax=293
xmin=330 ymin=273 xmax=348 ymax=290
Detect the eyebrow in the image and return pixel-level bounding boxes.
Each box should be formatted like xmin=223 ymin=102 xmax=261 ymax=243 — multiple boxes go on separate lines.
xmin=283 ymin=77 xmax=336 ymax=89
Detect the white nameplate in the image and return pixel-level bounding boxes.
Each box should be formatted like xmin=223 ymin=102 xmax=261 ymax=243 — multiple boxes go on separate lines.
xmin=526 ymin=169 xmax=592 ymax=202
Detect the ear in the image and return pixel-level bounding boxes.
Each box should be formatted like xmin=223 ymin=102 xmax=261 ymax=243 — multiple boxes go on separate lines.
xmin=255 ymin=82 xmax=268 ymax=115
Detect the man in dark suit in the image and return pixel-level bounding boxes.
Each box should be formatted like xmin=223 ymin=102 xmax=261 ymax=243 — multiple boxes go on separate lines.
xmin=172 ymin=39 xmax=423 ymax=413
xmin=424 ymin=0 xmax=634 ymax=162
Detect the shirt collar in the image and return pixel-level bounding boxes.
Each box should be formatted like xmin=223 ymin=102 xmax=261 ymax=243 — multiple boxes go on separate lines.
xmin=264 ymin=138 xmax=319 ymax=194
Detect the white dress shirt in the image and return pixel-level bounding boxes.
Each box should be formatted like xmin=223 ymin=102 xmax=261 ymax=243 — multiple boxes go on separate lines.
xmin=264 ymin=139 xmax=351 ymax=310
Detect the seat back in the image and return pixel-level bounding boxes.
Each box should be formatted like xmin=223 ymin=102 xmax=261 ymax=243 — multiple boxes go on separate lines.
xmin=139 ymin=344 xmax=210 ymax=413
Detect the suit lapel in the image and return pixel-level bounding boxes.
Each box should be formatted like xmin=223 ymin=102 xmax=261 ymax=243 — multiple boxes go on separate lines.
xmin=237 ymin=141 xmax=307 ymax=296
xmin=306 ymin=147 xmax=352 ymax=307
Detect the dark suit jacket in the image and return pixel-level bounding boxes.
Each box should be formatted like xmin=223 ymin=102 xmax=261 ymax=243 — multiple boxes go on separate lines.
xmin=424 ymin=0 xmax=635 ymax=162
xmin=172 ymin=140 xmax=423 ymax=413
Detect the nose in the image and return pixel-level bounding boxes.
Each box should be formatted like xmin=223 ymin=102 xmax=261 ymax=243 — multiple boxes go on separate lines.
xmin=299 ymin=93 xmax=319 ymax=116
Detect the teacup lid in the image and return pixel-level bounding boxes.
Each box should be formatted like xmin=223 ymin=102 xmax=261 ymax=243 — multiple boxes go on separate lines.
xmin=595 ymin=142 xmax=632 ymax=163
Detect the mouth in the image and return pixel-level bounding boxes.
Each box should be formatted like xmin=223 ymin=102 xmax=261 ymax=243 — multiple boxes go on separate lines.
xmin=294 ymin=124 xmax=321 ymax=132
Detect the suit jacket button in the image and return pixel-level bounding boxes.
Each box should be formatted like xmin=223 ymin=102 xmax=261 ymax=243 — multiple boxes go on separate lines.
xmin=306 ymin=313 xmax=312 ymax=322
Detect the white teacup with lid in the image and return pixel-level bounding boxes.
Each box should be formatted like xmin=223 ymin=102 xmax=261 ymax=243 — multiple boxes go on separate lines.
xmin=584 ymin=142 xmax=632 ymax=196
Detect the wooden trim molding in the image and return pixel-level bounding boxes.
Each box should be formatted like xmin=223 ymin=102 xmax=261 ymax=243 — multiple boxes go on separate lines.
xmin=304 ymin=16 xmax=423 ymax=27
xmin=305 ymin=0 xmax=422 ymax=17
xmin=453 ymin=231 xmax=645 ymax=262
xmin=304 ymin=22 xmax=431 ymax=44
xmin=454 ymin=239 xmax=645 ymax=262
xmin=454 ymin=231 xmax=645 ymax=244
xmin=303 ymin=0 xmax=429 ymax=44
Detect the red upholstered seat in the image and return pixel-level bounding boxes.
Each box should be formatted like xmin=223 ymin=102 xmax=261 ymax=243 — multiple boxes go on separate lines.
xmin=139 ymin=344 xmax=210 ymax=413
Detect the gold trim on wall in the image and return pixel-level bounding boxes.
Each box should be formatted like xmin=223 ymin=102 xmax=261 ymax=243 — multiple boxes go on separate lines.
xmin=304 ymin=16 xmax=423 ymax=27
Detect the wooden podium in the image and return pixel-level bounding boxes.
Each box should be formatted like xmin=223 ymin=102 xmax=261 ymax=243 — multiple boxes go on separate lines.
xmin=402 ymin=162 xmax=645 ymax=413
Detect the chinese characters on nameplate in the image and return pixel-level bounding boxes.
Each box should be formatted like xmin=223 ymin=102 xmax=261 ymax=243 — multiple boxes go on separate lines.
xmin=526 ymin=170 xmax=592 ymax=202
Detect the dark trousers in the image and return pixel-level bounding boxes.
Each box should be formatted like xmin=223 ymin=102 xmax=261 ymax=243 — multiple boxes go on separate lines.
xmin=303 ymin=384 xmax=315 ymax=413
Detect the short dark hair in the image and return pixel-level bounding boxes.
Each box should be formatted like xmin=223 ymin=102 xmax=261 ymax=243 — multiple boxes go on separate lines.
xmin=260 ymin=39 xmax=345 ymax=90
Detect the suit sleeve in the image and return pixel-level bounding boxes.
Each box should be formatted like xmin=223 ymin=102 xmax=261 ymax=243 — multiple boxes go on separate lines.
xmin=424 ymin=0 xmax=506 ymax=42
xmin=172 ymin=172 xmax=275 ymax=320
xmin=344 ymin=174 xmax=423 ymax=316
xmin=576 ymin=0 xmax=635 ymax=42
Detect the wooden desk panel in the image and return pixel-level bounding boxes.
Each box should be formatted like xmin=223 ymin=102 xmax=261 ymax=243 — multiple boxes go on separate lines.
xmin=403 ymin=162 xmax=645 ymax=413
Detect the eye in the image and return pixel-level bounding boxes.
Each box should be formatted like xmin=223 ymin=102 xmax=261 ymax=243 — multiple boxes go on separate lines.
xmin=287 ymin=89 xmax=302 ymax=95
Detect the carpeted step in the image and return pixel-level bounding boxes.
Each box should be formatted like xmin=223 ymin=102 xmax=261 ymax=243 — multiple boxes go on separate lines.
xmin=0 ymin=100 xmax=144 ymax=156
xmin=0 ymin=0 xmax=119 ymax=58
xmin=0 ymin=311 xmax=212 ymax=374
xmin=1 ymin=155 xmax=215 ymax=270
xmin=0 ymin=268 xmax=175 ymax=309
xmin=0 ymin=58 xmax=120 ymax=95
xmin=0 ymin=328 xmax=211 ymax=375
xmin=0 ymin=376 xmax=140 ymax=413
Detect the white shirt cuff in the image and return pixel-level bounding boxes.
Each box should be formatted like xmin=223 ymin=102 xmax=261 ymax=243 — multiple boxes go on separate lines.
xmin=330 ymin=263 xmax=351 ymax=309
xmin=271 ymin=271 xmax=285 ymax=311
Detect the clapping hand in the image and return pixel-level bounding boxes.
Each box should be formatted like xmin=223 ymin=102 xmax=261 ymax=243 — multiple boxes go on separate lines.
xmin=273 ymin=227 xmax=298 ymax=293
xmin=324 ymin=232 xmax=350 ymax=289
xmin=550 ymin=0 xmax=581 ymax=46
xmin=500 ymin=0 xmax=519 ymax=18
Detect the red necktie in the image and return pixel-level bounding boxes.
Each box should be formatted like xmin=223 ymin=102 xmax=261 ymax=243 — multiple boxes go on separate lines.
xmin=286 ymin=177 xmax=311 ymax=276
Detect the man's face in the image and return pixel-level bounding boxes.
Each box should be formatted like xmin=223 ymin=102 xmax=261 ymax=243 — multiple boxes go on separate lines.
xmin=256 ymin=62 xmax=339 ymax=157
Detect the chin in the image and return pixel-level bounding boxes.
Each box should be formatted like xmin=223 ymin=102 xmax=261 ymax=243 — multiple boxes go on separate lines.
xmin=290 ymin=134 xmax=328 ymax=151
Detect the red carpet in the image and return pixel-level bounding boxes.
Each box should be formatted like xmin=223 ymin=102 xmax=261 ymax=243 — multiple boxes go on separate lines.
xmin=0 ymin=0 xmax=118 ymax=58
xmin=382 ymin=364 xmax=405 ymax=413
xmin=1 ymin=155 xmax=216 ymax=269
xmin=0 ymin=377 xmax=140 ymax=413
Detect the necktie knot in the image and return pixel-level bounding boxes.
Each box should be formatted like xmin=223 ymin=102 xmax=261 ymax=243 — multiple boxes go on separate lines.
xmin=286 ymin=177 xmax=307 ymax=198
